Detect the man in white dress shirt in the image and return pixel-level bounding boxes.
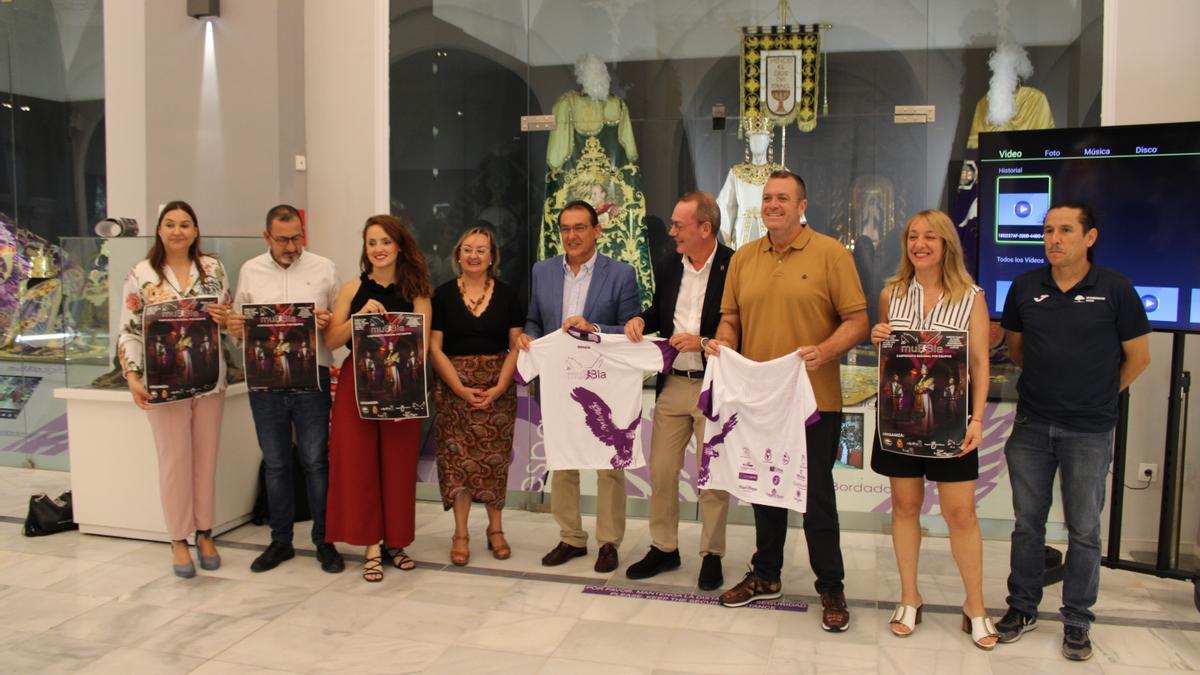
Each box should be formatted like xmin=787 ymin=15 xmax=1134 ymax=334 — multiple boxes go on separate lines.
xmin=227 ymin=205 xmax=344 ymax=574
xmin=622 ymin=192 xmax=734 ymax=590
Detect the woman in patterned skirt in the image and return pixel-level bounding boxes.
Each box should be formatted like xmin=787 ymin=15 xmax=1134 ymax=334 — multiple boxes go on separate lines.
xmin=429 ymin=226 xmax=524 ymax=566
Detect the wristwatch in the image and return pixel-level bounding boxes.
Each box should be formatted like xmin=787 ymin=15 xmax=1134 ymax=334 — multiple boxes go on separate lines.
xmin=700 ymin=337 xmax=711 ymax=351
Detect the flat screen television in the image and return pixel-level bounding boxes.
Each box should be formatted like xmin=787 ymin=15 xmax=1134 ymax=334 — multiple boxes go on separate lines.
xmin=977 ymin=121 xmax=1200 ymax=333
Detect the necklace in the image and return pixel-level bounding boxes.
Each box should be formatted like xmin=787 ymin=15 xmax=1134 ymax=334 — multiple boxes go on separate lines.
xmin=458 ymin=277 xmax=492 ymax=316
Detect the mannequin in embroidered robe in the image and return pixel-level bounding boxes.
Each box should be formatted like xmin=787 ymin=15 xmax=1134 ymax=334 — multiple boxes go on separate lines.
xmin=540 ymin=54 xmax=653 ymax=306
xmin=953 ymin=42 xmax=1055 ymax=274
xmin=716 ymin=116 xmax=784 ymax=249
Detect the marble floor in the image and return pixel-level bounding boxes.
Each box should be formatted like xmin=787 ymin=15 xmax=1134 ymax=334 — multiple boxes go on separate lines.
xmin=1 ymin=467 xmax=1198 ymax=674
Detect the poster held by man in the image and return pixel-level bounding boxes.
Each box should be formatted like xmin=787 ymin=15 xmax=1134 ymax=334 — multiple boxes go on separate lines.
xmin=351 ymin=312 xmax=427 ymax=420
xmin=143 ymin=296 xmax=221 ymax=403
xmin=877 ymin=329 xmax=968 ymax=458
xmin=242 ymin=302 xmax=320 ymax=392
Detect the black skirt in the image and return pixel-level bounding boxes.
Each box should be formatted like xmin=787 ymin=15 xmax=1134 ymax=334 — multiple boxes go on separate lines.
xmin=869 ymin=434 xmax=978 ymax=483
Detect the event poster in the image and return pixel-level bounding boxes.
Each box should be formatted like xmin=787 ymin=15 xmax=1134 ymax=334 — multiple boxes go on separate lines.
xmin=243 ymin=302 xmax=320 ymax=392
xmin=350 ymin=312 xmax=427 ymax=420
xmin=0 ymin=375 xmax=40 ymax=419
xmin=878 ymin=329 xmax=968 ymax=458
xmin=143 ymin=297 xmax=221 ymax=403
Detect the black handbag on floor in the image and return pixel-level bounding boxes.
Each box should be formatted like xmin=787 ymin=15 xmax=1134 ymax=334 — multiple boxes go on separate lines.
xmin=23 ymin=490 xmax=79 ymax=537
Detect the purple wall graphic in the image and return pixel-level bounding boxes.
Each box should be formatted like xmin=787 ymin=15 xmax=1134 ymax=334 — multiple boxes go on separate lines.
xmin=4 ymin=413 xmax=70 ymax=457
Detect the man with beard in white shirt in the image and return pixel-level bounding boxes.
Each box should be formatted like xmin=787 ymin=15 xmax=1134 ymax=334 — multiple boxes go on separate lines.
xmin=227 ymin=205 xmax=344 ymax=575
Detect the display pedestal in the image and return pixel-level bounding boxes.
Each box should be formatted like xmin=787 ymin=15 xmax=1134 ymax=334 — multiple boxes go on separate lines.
xmin=53 ymin=383 xmax=258 ymax=542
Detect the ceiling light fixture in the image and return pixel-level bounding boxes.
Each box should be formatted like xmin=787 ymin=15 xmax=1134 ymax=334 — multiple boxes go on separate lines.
xmin=187 ymin=0 xmax=219 ymax=20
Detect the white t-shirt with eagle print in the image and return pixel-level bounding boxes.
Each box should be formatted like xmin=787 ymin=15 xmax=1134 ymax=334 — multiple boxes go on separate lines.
xmin=516 ymin=328 xmax=676 ymax=471
xmin=697 ymin=348 xmax=819 ymax=512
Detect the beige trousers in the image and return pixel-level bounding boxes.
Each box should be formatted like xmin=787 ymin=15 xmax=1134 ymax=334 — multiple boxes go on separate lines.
xmin=145 ymin=393 xmax=225 ymax=540
xmin=649 ymin=374 xmax=729 ymax=556
xmin=551 ymin=469 xmax=626 ymax=548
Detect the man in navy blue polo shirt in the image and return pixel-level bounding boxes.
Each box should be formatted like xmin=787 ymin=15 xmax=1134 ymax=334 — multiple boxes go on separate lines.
xmin=995 ymin=201 xmax=1150 ymax=661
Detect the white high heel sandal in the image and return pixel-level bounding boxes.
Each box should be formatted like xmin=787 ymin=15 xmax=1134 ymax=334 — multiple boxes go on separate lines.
xmin=889 ymin=604 xmax=922 ymax=636
xmin=962 ymin=613 xmax=1000 ymax=650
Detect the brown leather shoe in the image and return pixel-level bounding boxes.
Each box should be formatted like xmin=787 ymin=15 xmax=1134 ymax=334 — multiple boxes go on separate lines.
xmin=719 ymin=570 xmax=781 ymax=607
xmin=820 ymin=590 xmax=851 ymax=632
xmin=541 ymin=541 xmax=587 ymax=566
xmin=594 ymin=543 xmax=619 ymax=573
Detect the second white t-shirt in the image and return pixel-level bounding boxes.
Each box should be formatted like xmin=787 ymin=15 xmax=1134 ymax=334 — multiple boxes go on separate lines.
xmin=697 ymin=348 xmax=819 ymax=512
xmin=516 ymin=328 xmax=676 ymax=471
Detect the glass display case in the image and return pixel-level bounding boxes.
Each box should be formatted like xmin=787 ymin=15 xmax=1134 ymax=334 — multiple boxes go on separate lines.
xmin=0 ymin=235 xmax=262 ymax=471
xmin=391 ymin=0 xmax=1098 ymax=534
xmin=59 ymin=235 xmax=263 ymax=390
xmin=0 ymin=0 xmax=105 ymax=471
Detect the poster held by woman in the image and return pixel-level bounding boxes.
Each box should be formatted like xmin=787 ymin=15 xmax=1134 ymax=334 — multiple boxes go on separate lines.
xmin=143 ymin=296 xmax=221 ymax=403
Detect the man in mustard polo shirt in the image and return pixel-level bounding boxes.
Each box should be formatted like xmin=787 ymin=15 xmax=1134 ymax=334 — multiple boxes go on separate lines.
xmin=705 ymin=170 xmax=868 ymax=631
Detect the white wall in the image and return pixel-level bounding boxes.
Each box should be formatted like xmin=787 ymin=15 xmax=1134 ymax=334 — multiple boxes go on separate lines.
xmin=1102 ymin=0 xmax=1200 ymax=554
xmin=302 ymin=0 xmax=389 ymax=286
xmin=104 ymin=0 xmax=306 ymax=237
xmin=103 ymin=0 xmax=147 ymax=230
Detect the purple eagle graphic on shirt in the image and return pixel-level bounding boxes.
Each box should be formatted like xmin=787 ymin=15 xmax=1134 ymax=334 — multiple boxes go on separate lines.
xmin=698 ymin=414 xmax=738 ymax=486
xmin=570 ymin=387 xmax=640 ymax=469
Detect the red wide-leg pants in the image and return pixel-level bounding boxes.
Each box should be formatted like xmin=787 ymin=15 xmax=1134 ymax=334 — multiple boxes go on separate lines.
xmin=325 ymin=356 xmax=420 ymax=547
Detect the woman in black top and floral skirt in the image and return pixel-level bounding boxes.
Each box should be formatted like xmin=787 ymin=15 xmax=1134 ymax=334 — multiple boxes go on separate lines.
xmin=429 ymin=226 xmax=524 ymax=566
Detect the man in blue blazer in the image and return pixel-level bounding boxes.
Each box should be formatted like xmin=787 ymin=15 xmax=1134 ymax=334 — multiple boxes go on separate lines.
xmin=517 ymin=200 xmax=640 ymax=573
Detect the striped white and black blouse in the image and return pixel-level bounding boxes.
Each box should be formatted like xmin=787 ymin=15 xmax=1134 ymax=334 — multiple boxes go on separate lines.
xmin=886 ymin=281 xmax=980 ymax=332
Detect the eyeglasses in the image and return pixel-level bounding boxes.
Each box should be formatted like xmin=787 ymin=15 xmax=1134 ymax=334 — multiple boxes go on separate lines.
xmin=557 ymin=224 xmax=592 ymax=236
xmin=270 ymin=235 xmax=305 ymax=246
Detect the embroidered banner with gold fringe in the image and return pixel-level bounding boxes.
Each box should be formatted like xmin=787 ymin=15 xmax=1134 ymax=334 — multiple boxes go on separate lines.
xmin=740 ymin=24 xmax=823 ymax=132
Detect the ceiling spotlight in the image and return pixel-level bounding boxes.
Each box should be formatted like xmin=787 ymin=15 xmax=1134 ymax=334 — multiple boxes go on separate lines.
xmin=187 ymin=0 xmax=219 ymax=20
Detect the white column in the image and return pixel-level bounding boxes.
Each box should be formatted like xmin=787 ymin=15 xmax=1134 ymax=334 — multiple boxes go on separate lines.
xmin=303 ymin=0 xmax=389 ymax=281
xmin=102 ymin=0 xmax=148 ymax=229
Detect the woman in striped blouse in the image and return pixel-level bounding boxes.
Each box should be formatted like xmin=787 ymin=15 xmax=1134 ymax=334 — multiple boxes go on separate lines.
xmin=869 ymin=209 xmax=996 ymax=649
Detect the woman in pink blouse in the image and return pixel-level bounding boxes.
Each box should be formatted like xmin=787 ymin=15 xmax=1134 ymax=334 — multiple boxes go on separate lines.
xmin=117 ymin=200 xmax=232 ymax=578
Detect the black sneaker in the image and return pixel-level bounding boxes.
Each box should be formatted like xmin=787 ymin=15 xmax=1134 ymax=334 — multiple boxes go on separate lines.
xmin=250 ymin=541 xmax=295 ymax=573
xmin=316 ymin=542 xmax=345 ymax=573
xmin=625 ymin=546 xmax=681 ymax=580
xmin=1062 ymin=625 xmax=1093 ymax=661
xmin=697 ymin=554 xmax=723 ymax=591
xmin=996 ymin=607 xmax=1038 ymax=643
